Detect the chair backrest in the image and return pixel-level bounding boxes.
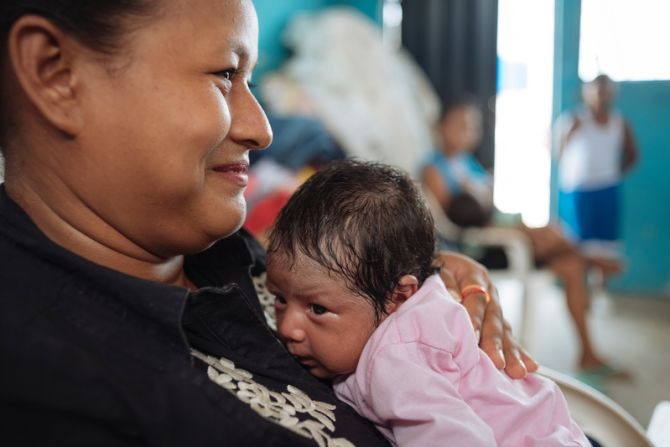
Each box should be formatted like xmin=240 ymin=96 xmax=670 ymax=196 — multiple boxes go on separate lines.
xmin=420 ymin=186 xmax=463 ymax=242
xmin=539 ymin=367 xmax=654 ymax=447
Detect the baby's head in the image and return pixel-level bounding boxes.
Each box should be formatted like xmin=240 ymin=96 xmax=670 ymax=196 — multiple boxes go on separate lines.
xmin=266 ymin=160 xmax=436 ymax=379
xmin=437 ymin=94 xmax=483 ymax=156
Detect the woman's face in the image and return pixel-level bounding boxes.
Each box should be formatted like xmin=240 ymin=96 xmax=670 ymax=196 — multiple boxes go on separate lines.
xmin=438 ymin=104 xmax=482 ymax=155
xmin=73 ymin=0 xmax=271 ymax=256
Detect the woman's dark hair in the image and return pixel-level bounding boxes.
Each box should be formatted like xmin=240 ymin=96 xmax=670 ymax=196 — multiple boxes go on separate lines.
xmin=0 ymin=1 xmax=156 ymax=52
xmin=439 ymin=93 xmax=481 ymax=122
xmin=0 ymin=0 xmax=157 ymax=147
xmin=268 ymin=159 xmax=438 ymax=324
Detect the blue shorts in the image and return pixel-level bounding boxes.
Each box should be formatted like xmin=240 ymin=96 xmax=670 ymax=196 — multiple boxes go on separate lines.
xmin=559 ymin=185 xmax=620 ymax=242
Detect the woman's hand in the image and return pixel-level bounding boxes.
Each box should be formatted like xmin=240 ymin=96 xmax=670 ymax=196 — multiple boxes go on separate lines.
xmin=434 ymin=251 xmax=539 ymax=379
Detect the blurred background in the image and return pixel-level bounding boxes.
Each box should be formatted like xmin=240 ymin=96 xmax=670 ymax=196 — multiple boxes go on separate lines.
xmin=249 ymin=0 xmax=669 ymax=430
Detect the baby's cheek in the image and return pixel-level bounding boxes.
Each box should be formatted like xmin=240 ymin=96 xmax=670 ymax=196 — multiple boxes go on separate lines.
xmin=330 ymin=346 xmax=362 ymax=376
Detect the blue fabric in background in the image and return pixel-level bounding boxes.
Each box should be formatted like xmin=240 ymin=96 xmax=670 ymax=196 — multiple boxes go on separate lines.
xmin=559 ymin=185 xmax=620 ymax=242
xmin=423 ymin=151 xmax=490 ymax=197
xmin=251 ymin=114 xmax=345 ymax=170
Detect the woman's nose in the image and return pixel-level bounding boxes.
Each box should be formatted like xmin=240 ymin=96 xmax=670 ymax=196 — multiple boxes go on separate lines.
xmin=229 ymin=86 xmax=273 ymax=150
xmin=276 ymin=310 xmax=306 ymax=343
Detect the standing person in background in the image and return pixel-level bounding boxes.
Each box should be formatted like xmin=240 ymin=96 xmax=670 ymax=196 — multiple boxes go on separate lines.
xmin=422 ymin=96 xmax=625 ymax=377
xmin=557 ymin=74 xmax=639 ymax=263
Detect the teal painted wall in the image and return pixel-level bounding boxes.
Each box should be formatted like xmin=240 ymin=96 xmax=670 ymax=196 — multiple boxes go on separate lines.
xmin=554 ymin=0 xmax=670 ymax=296
xmin=253 ymin=0 xmax=381 ymax=82
xmin=612 ymin=82 xmax=670 ymax=295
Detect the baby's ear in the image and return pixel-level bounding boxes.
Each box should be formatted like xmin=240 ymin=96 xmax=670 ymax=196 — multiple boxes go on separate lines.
xmin=385 ymin=275 xmax=419 ymax=314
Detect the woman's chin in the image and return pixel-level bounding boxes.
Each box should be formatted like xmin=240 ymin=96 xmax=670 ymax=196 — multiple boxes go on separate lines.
xmin=208 ymin=206 xmax=247 ymax=243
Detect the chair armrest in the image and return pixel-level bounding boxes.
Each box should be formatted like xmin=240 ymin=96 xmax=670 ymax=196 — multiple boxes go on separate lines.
xmin=461 ymin=226 xmax=535 ymax=276
xmin=538 ymin=366 xmax=653 ymax=447
xmin=421 ymin=186 xmax=535 ymax=276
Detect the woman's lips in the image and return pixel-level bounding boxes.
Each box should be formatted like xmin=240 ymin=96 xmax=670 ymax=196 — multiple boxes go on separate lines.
xmin=211 ymin=163 xmax=249 ymax=187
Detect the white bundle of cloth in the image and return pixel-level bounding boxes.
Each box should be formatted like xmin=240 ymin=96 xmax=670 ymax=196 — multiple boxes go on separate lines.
xmin=261 ymin=7 xmax=440 ymax=174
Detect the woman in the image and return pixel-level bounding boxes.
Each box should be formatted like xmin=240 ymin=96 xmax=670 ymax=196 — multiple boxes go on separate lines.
xmin=0 ymin=1 xmax=536 ymax=445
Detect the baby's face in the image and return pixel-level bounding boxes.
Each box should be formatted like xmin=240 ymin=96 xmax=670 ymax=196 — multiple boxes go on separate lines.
xmin=266 ymin=251 xmax=378 ymax=379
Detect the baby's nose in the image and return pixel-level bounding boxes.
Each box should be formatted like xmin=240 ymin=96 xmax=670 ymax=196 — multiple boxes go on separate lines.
xmin=277 ymin=311 xmax=307 ymax=343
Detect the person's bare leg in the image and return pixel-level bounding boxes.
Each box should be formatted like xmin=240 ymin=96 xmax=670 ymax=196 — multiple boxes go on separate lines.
xmin=547 ymin=253 xmax=607 ymax=370
xmin=585 ymin=256 xmax=624 ymax=278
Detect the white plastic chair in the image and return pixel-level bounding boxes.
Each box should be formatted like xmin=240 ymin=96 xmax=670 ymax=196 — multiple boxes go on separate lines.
xmin=539 ymin=367 xmax=654 ymax=447
xmin=648 ymin=401 xmax=670 ymax=447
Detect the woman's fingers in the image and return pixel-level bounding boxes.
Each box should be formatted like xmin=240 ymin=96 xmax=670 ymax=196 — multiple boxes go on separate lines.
xmin=436 ymin=253 xmax=489 ymax=339
xmin=477 ymin=291 xmax=506 ymax=370
xmin=435 ymin=251 xmax=503 ymax=365
xmin=435 ymin=250 xmax=539 ymax=379
xmin=519 ymin=346 xmax=539 ymax=373
xmin=436 ymin=263 xmax=461 ymax=301
xmin=460 ymin=290 xmax=488 ymax=342
xmin=500 ymin=322 xmax=540 ymax=379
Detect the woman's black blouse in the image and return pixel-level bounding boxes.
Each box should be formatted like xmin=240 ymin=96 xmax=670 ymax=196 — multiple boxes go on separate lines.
xmin=0 ymin=186 xmax=389 ymax=446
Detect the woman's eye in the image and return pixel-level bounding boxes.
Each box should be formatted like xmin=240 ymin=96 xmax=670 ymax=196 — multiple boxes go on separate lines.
xmin=310 ymin=304 xmax=328 ymax=315
xmin=214 ymin=69 xmax=236 ymax=81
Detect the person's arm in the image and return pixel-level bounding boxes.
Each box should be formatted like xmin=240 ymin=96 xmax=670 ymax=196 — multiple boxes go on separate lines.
xmin=622 ymin=120 xmax=639 ymax=173
xmin=434 ymin=251 xmax=538 ymax=379
xmin=422 ymin=165 xmax=452 ymax=211
xmin=556 ymin=115 xmax=581 ymax=160
xmin=461 ymin=155 xmax=494 ymax=209
xmin=367 ymin=343 xmax=497 ymax=447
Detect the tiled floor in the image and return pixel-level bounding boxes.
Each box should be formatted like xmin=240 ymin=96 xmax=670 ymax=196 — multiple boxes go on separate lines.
xmin=496 ymin=276 xmax=670 ymax=428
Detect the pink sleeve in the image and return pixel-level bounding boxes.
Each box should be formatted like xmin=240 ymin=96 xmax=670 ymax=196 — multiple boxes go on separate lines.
xmin=366 ymin=342 xmax=497 ymax=447
xmin=445 ymin=307 xmax=590 ymax=447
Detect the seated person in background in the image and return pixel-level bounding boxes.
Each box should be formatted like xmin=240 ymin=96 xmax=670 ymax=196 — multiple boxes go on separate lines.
xmin=266 ymin=160 xmax=591 ymax=446
xmin=422 ymin=96 xmax=625 ymax=377
xmin=421 ymin=95 xmax=494 ymax=228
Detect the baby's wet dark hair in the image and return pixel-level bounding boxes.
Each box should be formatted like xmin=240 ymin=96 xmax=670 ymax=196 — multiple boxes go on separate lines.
xmin=268 ymin=159 xmax=437 ymax=323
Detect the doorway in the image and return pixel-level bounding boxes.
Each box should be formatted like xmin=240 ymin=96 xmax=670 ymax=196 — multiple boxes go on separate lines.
xmin=494 ymin=0 xmax=555 ymax=227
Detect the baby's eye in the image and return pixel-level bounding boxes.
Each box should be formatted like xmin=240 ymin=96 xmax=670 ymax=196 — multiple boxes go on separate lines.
xmin=310 ymin=303 xmax=328 ymax=315
xmin=274 ymin=296 xmax=287 ymax=307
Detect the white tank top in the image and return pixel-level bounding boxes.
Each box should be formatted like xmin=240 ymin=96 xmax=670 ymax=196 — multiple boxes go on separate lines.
xmin=559 ymin=109 xmax=624 ymax=191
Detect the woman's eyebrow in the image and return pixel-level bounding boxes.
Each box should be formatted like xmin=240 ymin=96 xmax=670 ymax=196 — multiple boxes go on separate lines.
xmin=227 ymin=39 xmax=255 ymax=64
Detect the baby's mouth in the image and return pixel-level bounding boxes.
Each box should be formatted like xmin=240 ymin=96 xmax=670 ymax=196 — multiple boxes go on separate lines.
xmin=294 ymin=355 xmax=318 ymax=368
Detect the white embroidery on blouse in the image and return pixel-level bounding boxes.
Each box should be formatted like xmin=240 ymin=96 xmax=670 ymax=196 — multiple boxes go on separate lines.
xmin=252 ymin=272 xmax=277 ymax=330
xmin=192 ymin=350 xmax=355 ymax=447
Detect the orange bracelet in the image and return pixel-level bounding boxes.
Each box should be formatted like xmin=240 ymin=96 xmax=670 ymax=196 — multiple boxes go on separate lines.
xmin=460 ymin=284 xmax=491 ymax=304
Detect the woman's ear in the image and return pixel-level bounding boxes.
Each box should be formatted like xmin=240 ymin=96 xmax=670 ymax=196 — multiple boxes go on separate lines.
xmin=8 ymin=15 xmax=84 ymax=137
xmin=385 ymin=275 xmax=419 ymax=314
